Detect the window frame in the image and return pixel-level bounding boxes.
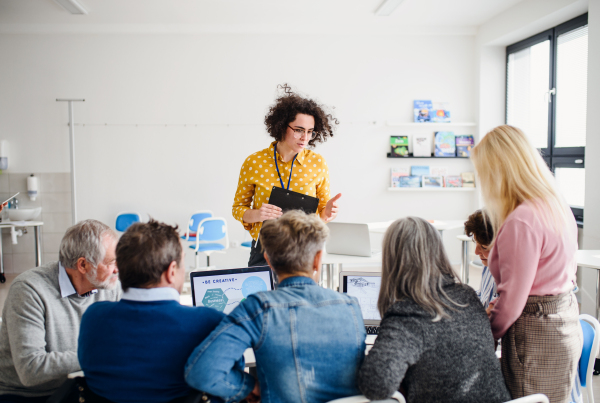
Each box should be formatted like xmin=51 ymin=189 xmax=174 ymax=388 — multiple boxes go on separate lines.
xmin=506 ymin=13 xmax=588 ymax=227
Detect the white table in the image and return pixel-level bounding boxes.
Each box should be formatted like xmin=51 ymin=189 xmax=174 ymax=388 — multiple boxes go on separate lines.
xmin=576 ymin=250 xmax=600 ymax=318
xmin=0 ymin=221 xmax=44 ymax=283
xmin=368 ymin=220 xmax=466 ymax=235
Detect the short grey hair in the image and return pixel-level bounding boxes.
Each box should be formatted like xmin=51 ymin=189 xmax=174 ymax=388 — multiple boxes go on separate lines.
xmin=378 ymin=217 xmax=464 ymax=321
xmin=260 ymin=210 xmax=329 ymax=275
xmin=59 ymin=219 xmax=116 ymax=268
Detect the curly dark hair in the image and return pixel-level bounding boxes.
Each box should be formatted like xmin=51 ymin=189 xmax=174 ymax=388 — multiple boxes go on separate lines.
xmin=464 ymin=209 xmax=494 ymax=246
xmin=264 ymin=83 xmax=338 ymax=147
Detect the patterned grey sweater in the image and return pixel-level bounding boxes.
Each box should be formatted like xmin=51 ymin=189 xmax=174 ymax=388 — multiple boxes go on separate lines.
xmin=0 ymin=262 xmax=121 ymax=397
xmin=358 ymin=280 xmax=510 ymax=403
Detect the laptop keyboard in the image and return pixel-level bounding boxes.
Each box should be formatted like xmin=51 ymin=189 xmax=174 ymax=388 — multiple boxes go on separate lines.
xmin=365 ymin=326 xmax=380 ymax=335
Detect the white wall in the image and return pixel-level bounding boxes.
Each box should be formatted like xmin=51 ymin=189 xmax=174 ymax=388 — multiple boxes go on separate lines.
xmin=0 ymin=33 xmax=477 ymax=267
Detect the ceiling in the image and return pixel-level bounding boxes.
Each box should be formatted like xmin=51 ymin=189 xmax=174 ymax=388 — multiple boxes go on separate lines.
xmin=0 ymin=0 xmax=525 ymax=34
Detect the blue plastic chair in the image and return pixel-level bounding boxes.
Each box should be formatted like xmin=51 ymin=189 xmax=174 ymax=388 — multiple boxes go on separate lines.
xmin=579 ymin=314 xmax=600 ymax=403
xmin=182 ymin=211 xmax=213 ymax=242
xmin=190 ymin=217 xmax=228 ymax=269
xmin=115 ymin=212 xmax=142 ymax=232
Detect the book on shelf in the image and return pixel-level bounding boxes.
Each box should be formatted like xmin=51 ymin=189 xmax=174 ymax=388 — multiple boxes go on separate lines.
xmin=390 ymin=136 xmax=409 ymax=157
xmin=456 ymin=135 xmax=475 ymax=157
xmin=423 ymin=175 xmax=443 ymax=188
xmin=431 ymin=102 xmax=451 ymax=123
xmin=413 ymin=100 xmax=433 ymax=123
xmin=434 ymin=131 xmax=456 ymax=157
xmin=391 ymin=167 xmax=409 ymax=188
xmin=445 ymin=176 xmax=463 ymax=188
xmin=430 ymin=167 xmax=448 ymax=177
xmin=399 ymin=176 xmax=421 ymax=188
xmin=461 ymin=172 xmax=475 ymax=187
xmin=411 ymin=165 xmax=430 ymax=176
xmin=412 ymin=133 xmax=432 ymax=157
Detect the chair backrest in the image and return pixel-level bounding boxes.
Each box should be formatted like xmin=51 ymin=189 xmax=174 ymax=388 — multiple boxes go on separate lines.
xmin=197 ymin=218 xmax=227 ymax=242
xmin=115 ymin=212 xmax=141 ymax=232
xmin=579 ymin=314 xmax=600 ymax=387
xmin=188 ymin=211 xmax=213 ymax=233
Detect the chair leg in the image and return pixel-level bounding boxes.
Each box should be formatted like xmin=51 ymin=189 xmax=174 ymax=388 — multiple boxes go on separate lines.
xmin=195 ymin=252 xmax=200 ymax=270
xmin=207 ymin=255 xmax=210 ymax=267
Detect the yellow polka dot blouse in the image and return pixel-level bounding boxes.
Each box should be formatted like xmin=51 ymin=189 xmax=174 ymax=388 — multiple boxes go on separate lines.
xmin=232 ymin=142 xmax=331 ymax=240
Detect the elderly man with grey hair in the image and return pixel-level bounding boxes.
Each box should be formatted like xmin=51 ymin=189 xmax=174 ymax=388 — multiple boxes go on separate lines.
xmin=0 ymin=219 xmax=121 ymax=403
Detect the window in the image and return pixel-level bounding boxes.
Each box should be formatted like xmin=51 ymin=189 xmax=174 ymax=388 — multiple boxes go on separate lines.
xmin=506 ymin=14 xmax=587 ymax=226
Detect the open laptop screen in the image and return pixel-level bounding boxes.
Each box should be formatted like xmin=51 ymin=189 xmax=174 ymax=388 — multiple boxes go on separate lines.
xmin=190 ymin=266 xmax=274 ymax=314
xmin=341 ymin=272 xmax=382 ymax=323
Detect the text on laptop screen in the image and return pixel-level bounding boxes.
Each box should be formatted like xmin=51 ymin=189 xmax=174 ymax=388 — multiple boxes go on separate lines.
xmin=346 ymin=275 xmax=382 ymax=321
xmin=192 ymin=270 xmax=272 ymax=314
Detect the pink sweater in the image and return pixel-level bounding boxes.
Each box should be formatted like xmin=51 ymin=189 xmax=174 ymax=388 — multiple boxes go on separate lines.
xmin=488 ymin=201 xmax=577 ymax=339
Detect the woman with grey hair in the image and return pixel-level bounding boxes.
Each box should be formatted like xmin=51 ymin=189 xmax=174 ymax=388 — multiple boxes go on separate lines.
xmin=357 ymin=217 xmax=510 ymax=403
xmin=186 ymin=210 xmax=366 ymax=403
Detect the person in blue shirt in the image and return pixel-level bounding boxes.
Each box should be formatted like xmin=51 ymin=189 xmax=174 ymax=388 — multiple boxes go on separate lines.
xmin=78 ymin=220 xmax=225 ymax=403
xmin=185 ymin=210 xmax=366 ymax=403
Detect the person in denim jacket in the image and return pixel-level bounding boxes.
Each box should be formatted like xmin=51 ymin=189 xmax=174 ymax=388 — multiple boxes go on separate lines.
xmin=185 ymin=210 xmax=366 ymax=403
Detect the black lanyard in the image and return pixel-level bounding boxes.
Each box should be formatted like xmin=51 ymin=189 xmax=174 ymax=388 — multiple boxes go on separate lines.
xmin=273 ymin=143 xmax=297 ymax=190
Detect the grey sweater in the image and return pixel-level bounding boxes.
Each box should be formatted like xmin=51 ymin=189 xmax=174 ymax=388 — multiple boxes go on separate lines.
xmin=0 ymin=262 xmax=121 ymax=397
xmin=358 ymin=279 xmax=510 ymax=403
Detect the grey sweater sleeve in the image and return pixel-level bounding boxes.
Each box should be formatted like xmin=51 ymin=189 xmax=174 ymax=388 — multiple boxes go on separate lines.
xmin=358 ymin=315 xmax=423 ymax=400
xmin=5 ymin=281 xmax=80 ymax=387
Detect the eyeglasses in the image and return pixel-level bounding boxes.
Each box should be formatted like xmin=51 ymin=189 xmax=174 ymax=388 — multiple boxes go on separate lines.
xmin=288 ymin=125 xmax=318 ymax=140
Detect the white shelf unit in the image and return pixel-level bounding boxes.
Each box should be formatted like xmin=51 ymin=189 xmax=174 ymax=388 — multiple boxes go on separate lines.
xmin=387 ymin=187 xmax=476 ymax=192
xmin=386 ymin=121 xmax=477 ymax=127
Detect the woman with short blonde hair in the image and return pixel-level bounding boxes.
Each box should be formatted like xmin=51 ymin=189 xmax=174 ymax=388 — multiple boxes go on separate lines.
xmin=471 ymin=125 xmax=581 ymax=402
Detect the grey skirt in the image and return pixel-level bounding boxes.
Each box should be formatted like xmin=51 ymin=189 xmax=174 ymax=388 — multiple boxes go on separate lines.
xmin=501 ymin=291 xmax=582 ymax=403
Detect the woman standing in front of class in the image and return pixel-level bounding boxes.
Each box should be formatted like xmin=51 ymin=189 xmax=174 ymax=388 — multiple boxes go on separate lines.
xmin=472 ymin=125 xmax=581 ymax=403
xmin=232 ymin=84 xmax=342 ymax=267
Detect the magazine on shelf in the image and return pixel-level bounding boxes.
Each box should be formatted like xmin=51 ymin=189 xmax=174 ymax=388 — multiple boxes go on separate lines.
xmin=423 ymin=175 xmax=443 ymax=188
xmin=445 ymin=176 xmax=463 ymax=188
xmin=461 ymin=172 xmax=475 ymax=187
xmin=391 ymin=167 xmax=409 ymax=188
xmin=413 ymin=100 xmax=433 ymax=123
xmin=399 ymin=176 xmax=421 ymax=188
xmin=431 ymin=102 xmax=451 ymax=123
xmin=456 ymin=135 xmax=475 ymax=157
xmin=434 ymin=132 xmax=456 ymax=157
xmin=411 ymin=165 xmax=430 ymax=176
xmin=412 ymin=133 xmax=432 ymax=157
xmin=430 ymin=167 xmax=448 ymax=177
xmin=390 ymin=136 xmax=409 ymax=157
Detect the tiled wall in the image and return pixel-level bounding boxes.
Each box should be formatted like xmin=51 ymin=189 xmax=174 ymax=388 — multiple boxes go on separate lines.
xmin=0 ymin=172 xmax=72 ymax=274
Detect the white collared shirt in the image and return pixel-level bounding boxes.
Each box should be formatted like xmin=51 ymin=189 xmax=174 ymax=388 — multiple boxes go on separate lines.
xmin=121 ymin=287 xmax=180 ymax=303
xmin=58 ymin=262 xmax=98 ymax=298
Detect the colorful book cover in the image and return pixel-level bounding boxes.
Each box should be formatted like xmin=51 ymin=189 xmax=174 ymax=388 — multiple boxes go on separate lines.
xmin=412 ymin=133 xmax=432 ymax=157
xmin=413 ymin=100 xmax=433 ymax=123
xmin=445 ymin=176 xmax=463 ymax=188
xmin=430 ymin=166 xmax=448 ymax=177
xmin=390 ymin=136 xmax=409 ymax=157
xmin=391 ymin=167 xmax=409 ymax=188
xmin=423 ymin=175 xmax=443 ymax=188
xmin=434 ymin=132 xmax=456 ymax=157
xmin=411 ymin=165 xmax=430 ymax=176
xmin=461 ymin=172 xmax=475 ymax=187
xmin=431 ymin=102 xmax=451 ymax=123
xmin=399 ymin=176 xmax=421 ymax=188
xmin=456 ymin=135 xmax=475 ymax=157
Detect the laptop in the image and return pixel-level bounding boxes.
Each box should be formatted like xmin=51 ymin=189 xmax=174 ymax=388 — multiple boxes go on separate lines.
xmin=190 ymin=266 xmax=275 ymax=315
xmin=340 ymin=271 xmax=382 ymax=339
xmin=326 ymin=222 xmax=380 ymax=257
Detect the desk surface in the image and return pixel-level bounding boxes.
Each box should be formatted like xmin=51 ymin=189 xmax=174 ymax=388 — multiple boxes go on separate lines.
xmin=577 ymin=250 xmax=600 ymax=270
xmin=0 ymin=220 xmax=43 ymax=227
xmin=321 ymin=251 xmax=382 ymax=265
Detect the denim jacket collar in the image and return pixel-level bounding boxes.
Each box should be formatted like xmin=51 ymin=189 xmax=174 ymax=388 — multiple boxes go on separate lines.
xmin=277 ymin=276 xmax=316 ymax=288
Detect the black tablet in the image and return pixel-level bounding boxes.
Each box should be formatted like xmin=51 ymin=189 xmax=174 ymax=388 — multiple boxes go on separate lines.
xmin=268 ymin=186 xmax=319 ymax=215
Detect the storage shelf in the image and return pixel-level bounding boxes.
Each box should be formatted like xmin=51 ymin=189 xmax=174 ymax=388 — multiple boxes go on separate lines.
xmin=386 ymin=121 xmax=477 ymax=127
xmin=388 ymin=187 xmax=476 ymax=192
xmin=387 ymin=153 xmax=470 ymax=159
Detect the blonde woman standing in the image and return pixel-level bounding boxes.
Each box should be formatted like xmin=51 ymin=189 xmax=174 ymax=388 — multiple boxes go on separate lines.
xmin=471 ymin=125 xmax=581 ymax=402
